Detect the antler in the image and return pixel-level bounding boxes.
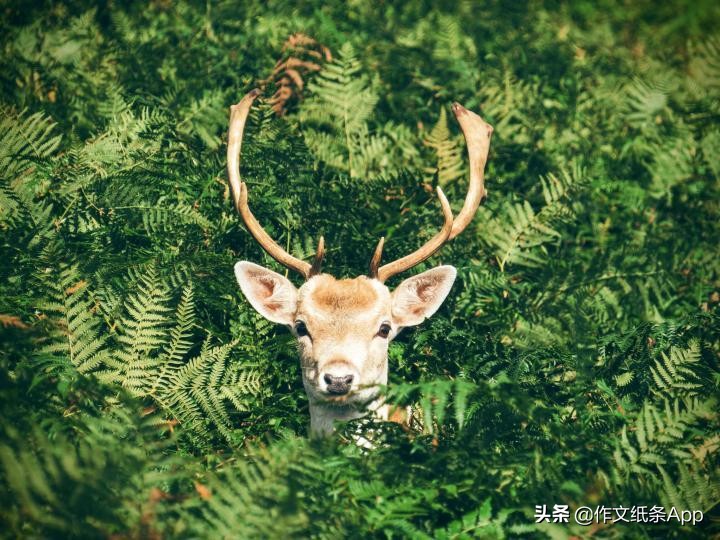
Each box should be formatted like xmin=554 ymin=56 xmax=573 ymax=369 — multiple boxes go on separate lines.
xmin=369 ymin=102 xmax=493 ymax=282
xmin=228 ymin=89 xmax=324 ymax=279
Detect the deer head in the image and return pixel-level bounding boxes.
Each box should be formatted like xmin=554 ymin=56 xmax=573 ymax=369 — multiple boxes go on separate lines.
xmin=228 ymin=89 xmax=492 ymax=435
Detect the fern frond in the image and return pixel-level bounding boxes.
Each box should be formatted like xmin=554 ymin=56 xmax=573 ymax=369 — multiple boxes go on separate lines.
xmin=0 ymin=109 xmax=61 ymax=231
xmin=478 ymin=70 xmax=541 ymax=142
xmin=193 ymin=438 xmax=320 ymax=537
xmin=386 ymin=379 xmax=476 ymax=435
xmin=689 ymin=36 xmax=720 ymax=91
xmin=156 ymin=339 xmax=261 ymax=441
xmin=624 ymin=77 xmax=671 ymax=128
xmin=35 ymin=265 xmax=109 ymax=374
xmin=645 ymin=134 xmax=695 ymax=200
xmin=650 ymin=341 xmax=702 ymax=397
xmin=103 ymin=267 xmax=172 ymax=395
xmin=139 ymin=201 xmax=213 ymax=233
xmin=613 ymin=394 xmax=718 ymax=500
xmin=0 ymin=407 xmax=171 ymax=538
xmin=299 ymin=42 xmax=394 ymax=179
xmin=660 ymin=463 xmax=720 ymax=512
xmin=423 ymin=107 xmax=465 ymax=186
xmin=0 ymin=108 xmax=61 ymax=179
xmin=148 ymin=284 xmax=196 ymax=397
xmin=615 ymin=371 xmax=634 ymax=387
xmin=487 ymin=201 xmax=561 ymax=271
xmin=540 ymin=163 xmax=585 ymax=206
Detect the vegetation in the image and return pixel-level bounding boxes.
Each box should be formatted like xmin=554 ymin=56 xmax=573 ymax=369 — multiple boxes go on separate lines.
xmin=1 ymin=0 xmax=719 ymax=537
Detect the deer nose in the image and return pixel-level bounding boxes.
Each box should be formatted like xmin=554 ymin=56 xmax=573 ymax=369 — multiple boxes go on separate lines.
xmin=323 ymin=373 xmax=354 ymax=395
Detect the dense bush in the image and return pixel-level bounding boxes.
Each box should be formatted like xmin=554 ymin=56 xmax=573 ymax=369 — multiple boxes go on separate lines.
xmin=1 ymin=1 xmax=719 ymax=537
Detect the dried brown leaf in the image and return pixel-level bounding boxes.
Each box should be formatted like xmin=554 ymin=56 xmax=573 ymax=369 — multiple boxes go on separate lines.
xmin=0 ymin=314 xmax=29 ymax=329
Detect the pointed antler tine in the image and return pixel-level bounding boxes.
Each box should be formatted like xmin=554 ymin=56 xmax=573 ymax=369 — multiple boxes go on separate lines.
xmin=369 ymin=237 xmax=385 ymax=279
xmin=435 ymin=186 xmax=452 ymax=221
xmin=236 ymin=181 xmax=247 ymax=211
xmin=309 ymin=236 xmax=325 ymax=277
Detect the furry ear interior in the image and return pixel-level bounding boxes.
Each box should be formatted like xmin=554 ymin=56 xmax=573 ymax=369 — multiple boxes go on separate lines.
xmin=234 ymin=262 xmax=298 ymax=325
xmin=391 ymin=266 xmax=457 ymax=328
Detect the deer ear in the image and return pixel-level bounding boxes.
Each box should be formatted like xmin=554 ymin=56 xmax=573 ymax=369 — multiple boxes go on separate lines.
xmin=391 ymin=266 xmax=457 ymax=328
xmin=234 ymin=262 xmax=298 ymax=325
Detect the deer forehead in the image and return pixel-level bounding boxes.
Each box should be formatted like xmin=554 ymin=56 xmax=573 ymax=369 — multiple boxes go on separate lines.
xmin=297 ymin=275 xmax=391 ymax=328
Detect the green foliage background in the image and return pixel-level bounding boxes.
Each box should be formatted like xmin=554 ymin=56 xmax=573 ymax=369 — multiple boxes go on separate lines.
xmin=1 ymin=0 xmax=719 ymax=537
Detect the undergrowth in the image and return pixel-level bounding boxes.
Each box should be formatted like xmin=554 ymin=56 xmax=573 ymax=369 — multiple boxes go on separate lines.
xmin=1 ymin=1 xmax=719 ymax=537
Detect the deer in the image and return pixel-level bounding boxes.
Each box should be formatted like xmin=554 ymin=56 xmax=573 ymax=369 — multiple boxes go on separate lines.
xmin=228 ymin=89 xmax=492 ymax=436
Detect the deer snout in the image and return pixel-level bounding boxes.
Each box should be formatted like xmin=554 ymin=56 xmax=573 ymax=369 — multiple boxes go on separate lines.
xmin=323 ymin=373 xmax=354 ymax=395
xmin=319 ymin=361 xmax=357 ymax=395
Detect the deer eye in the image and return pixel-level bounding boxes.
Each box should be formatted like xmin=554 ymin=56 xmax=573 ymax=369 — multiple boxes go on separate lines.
xmin=295 ymin=321 xmax=310 ymax=338
xmin=377 ymin=323 xmax=391 ymax=338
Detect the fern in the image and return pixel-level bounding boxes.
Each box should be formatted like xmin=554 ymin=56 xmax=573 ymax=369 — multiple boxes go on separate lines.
xmin=423 ymin=106 xmax=465 ymax=186
xmin=2 ymin=2 xmax=720 ymax=537
xmin=645 ymin=132 xmax=696 ymax=200
xmin=138 ymin=200 xmax=213 ymax=234
xmin=35 ymin=264 xmax=109 ymax=375
xmin=650 ymin=341 xmax=702 ymax=397
xmin=386 ymin=379 xmax=476 ymax=434
xmin=99 ymin=266 xmax=173 ymax=394
xmin=0 ymin=403 xmax=172 ymax=538
xmin=57 ymin=106 xmax=164 ymax=197
xmin=612 ymin=397 xmax=718 ymax=499
xmin=482 ymin=164 xmax=584 ymax=271
xmin=0 ymin=108 xmax=61 ymax=178
xmin=435 ymin=499 xmax=539 ymax=539
xmin=624 ymin=77 xmax=672 ymax=129
xmin=486 ymin=200 xmax=561 ymax=271
xmin=157 ymin=339 xmax=261 ymax=441
xmin=478 ymin=70 xmax=542 ymax=143
xmin=192 ymin=438 xmax=321 ymax=537
xmin=94 ymin=274 xmax=262 ymax=443
xmin=175 ymin=88 xmax=227 ymax=149
xmin=298 ymin=42 xmax=394 ymax=179
xmin=0 ymin=109 xmax=61 ymax=231
xmin=615 ymin=371 xmax=635 ymax=387
xmin=539 ymin=163 xmax=585 ymax=206
xmin=689 ymin=36 xmax=720 ymax=91
xmin=659 ymin=463 xmax=720 ymax=513
xmin=700 ymin=128 xmax=720 ymax=179
xmin=147 ymin=284 xmax=196 ymax=396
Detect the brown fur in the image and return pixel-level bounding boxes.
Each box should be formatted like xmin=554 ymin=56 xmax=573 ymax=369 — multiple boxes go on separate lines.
xmin=311 ymin=276 xmax=378 ymax=312
xmin=387 ymin=405 xmax=409 ymax=426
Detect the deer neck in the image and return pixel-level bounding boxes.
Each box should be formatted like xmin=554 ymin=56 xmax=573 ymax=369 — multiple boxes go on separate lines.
xmin=309 ymin=398 xmax=389 ymax=436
